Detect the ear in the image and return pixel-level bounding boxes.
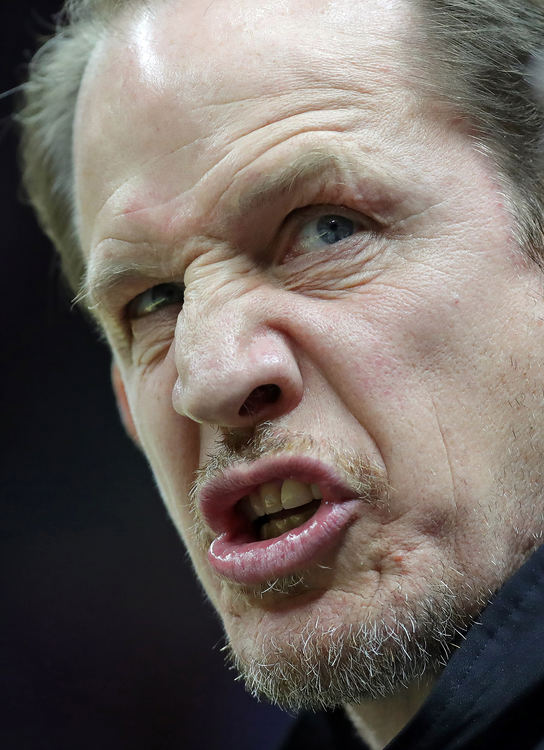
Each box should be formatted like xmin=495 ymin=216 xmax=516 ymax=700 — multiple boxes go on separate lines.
xmin=111 ymin=362 xmax=140 ymax=446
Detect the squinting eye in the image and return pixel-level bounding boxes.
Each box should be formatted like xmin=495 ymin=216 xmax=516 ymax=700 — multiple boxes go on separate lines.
xmin=296 ymin=213 xmax=359 ymax=252
xmin=127 ymin=282 xmax=185 ymax=320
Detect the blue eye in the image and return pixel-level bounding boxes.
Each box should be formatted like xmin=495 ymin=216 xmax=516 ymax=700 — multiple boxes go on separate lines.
xmin=127 ymin=282 xmax=185 ymax=319
xmin=315 ymin=215 xmax=355 ymax=244
xmin=295 ymin=213 xmax=359 ymax=253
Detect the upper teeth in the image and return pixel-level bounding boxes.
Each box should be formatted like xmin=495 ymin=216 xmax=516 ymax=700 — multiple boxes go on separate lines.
xmin=244 ymin=480 xmax=323 ymax=520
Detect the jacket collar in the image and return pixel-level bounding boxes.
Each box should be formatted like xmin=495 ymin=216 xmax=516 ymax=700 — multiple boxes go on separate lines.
xmin=389 ymin=543 xmax=544 ymax=749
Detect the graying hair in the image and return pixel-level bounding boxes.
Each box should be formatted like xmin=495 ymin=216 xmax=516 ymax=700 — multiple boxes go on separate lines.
xmin=416 ymin=0 xmax=544 ymax=265
xmin=16 ymin=0 xmax=544 ymax=294
xmin=17 ymin=0 xmax=149 ymax=293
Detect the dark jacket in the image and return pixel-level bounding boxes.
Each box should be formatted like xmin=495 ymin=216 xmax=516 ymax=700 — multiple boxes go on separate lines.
xmin=282 ymin=543 xmax=544 ymax=749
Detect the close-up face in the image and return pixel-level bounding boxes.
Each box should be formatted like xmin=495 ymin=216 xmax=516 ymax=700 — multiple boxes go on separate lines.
xmin=74 ymin=0 xmax=544 ymax=708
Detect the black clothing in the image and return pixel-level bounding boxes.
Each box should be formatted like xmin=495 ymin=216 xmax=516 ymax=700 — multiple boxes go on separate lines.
xmin=282 ymin=707 xmax=365 ymax=749
xmin=282 ymin=543 xmax=544 ymax=749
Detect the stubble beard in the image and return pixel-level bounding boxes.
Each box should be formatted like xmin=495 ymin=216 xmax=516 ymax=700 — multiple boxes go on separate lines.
xmin=222 ymin=577 xmax=491 ymax=713
xmin=190 ymin=424 xmax=494 ymax=713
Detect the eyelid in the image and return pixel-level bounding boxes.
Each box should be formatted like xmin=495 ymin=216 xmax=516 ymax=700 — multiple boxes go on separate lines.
xmin=126 ymin=281 xmax=185 ymax=320
xmin=309 ymin=202 xmax=377 ymax=224
xmin=279 ymin=204 xmax=379 ymax=258
xmin=287 ymin=204 xmax=378 ymax=234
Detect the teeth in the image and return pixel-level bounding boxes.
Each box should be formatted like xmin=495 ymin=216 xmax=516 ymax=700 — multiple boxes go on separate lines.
xmin=260 ymin=505 xmax=319 ymax=540
xmin=243 ymin=479 xmax=323 ymax=523
xmin=247 ymin=491 xmax=264 ymax=521
xmin=259 ymin=482 xmax=283 ymax=514
xmin=261 ymin=517 xmax=291 ymax=540
xmin=281 ymin=479 xmax=313 ymax=509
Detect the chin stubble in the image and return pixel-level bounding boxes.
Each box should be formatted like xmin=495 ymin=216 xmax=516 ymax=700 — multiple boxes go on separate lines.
xmin=222 ymin=577 xmax=492 ymax=712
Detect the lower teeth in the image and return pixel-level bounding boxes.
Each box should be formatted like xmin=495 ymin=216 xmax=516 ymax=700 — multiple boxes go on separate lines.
xmin=258 ymin=501 xmax=320 ymax=541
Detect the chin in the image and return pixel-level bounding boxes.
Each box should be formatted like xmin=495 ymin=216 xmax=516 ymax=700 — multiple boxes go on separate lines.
xmin=213 ymin=553 xmax=496 ymax=712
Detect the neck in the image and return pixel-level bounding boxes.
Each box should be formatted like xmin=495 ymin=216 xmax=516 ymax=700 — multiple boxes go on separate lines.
xmin=346 ymin=678 xmax=435 ymax=750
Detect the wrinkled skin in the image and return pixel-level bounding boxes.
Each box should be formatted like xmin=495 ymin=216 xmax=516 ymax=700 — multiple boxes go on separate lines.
xmin=74 ymin=0 xmax=544 ymax=730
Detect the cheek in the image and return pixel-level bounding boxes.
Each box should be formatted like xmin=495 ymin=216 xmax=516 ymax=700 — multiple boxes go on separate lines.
xmin=129 ymin=360 xmax=201 ymax=539
xmin=284 ymin=266 xmax=523 ymax=506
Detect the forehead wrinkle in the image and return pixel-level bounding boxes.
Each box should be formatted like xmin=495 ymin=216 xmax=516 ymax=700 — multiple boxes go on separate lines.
xmin=77 ymin=6 xmax=394 ymax=238
xmin=237 ymin=152 xmax=343 ymax=216
xmin=80 ymin=149 xmax=359 ymax=313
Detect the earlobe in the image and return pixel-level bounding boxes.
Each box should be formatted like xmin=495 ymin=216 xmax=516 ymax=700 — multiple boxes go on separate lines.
xmin=111 ymin=362 xmax=140 ymax=446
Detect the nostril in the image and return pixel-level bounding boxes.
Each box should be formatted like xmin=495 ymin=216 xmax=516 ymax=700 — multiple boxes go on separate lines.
xmin=239 ymin=384 xmax=282 ymax=417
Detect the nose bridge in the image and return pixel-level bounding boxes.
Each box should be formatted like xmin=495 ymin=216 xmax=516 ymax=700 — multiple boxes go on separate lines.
xmin=182 ymin=286 xmax=255 ymax=386
xmin=172 ymin=278 xmax=303 ymax=427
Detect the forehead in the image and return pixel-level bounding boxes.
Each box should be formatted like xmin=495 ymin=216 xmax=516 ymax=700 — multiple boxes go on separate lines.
xmin=88 ymin=0 xmax=411 ymax=93
xmin=74 ymin=0 xmax=414 ymax=253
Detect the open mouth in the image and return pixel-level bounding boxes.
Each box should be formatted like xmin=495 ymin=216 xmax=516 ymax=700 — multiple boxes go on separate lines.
xmin=238 ymin=479 xmax=323 ymax=541
xmin=200 ymin=454 xmax=363 ymax=585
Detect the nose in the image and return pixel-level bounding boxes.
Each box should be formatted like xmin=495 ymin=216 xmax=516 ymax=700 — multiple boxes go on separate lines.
xmin=172 ymin=289 xmax=303 ymax=428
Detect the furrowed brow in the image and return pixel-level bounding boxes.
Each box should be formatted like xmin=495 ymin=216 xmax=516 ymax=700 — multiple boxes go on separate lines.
xmin=77 ymin=255 xmax=165 ymax=315
xmin=78 ymin=152 xmax=343 ymax=313
xmin=237 ymin=151 xmax=342 ymax=215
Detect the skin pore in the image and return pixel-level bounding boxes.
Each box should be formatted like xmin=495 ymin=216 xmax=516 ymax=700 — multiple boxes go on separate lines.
xmin=73 ymin=0 xmax=544 ymax=746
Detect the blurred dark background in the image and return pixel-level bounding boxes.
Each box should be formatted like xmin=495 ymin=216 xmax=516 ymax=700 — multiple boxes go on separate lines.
xmin=0 ymin=3 xmax=293 ymax=748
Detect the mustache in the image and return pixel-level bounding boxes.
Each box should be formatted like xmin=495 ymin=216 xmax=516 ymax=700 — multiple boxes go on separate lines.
xmin=190 ymin=422 xmax=391 ymax=509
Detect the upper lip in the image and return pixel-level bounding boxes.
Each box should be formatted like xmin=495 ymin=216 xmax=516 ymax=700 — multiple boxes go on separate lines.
xmin=198 ymin=453 xmax=360 ymax=537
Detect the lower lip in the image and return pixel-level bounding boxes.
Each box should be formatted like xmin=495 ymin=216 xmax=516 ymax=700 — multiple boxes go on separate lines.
xmin=207 ymin=498 xmax=360 ymax=585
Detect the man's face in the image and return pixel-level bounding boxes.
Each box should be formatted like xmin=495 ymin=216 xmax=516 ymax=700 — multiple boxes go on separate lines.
xmin=74 ymin=0 xmax=544 ymax=708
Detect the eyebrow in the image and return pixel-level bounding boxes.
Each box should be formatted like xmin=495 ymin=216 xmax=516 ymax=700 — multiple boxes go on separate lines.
xmin=81 ymin=150 xmax=345 ymax=313
xmin=237 ymin=151 xmax=342 ymax=215
xmin=78 ymin=255 xmax=166 ymax=315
